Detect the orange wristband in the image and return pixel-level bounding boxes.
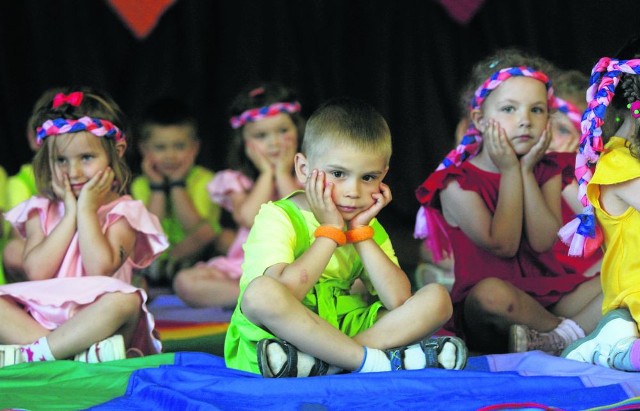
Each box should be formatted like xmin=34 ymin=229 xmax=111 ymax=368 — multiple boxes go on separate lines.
xmin=314 ymin=226 xmax=346 ymax=246
xmin=346 ymin=226 xmax=374 ymax=243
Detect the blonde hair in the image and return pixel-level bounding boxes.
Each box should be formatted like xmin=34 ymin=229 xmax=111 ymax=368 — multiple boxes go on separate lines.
xmin=31 ymin=86 xmax=131 ymax=200
xmin=303 ymin=98 xmax=391 ymax=164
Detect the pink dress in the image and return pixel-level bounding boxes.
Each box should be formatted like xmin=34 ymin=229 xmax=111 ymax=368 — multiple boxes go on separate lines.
xmin=0 ymin=195 xmax=169 ymax=354
xmin=416 ymin=154 xmax=592 ymax=336
xmin=199 ymin=170 xmax=253 ymax=280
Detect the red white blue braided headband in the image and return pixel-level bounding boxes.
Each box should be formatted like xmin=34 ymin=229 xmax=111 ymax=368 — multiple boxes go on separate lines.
xmin=36 ymin=116 xmax=126 ymax=147
xmin=230 ymin=101 xmax=301 ymax=129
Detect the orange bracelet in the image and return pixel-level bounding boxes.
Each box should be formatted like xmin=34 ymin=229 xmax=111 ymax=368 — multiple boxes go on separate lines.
xmin=346 ymin=226 xmax=374 ymax=243
xmin=314 ymin=226 xmax=346 ymax=246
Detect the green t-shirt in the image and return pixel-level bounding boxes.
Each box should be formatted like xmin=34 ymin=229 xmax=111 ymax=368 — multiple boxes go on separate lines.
xmin=131 ymin=165 xmax=222 ymax=255
xmin=7 ymin=163 xmax=37 ymax=210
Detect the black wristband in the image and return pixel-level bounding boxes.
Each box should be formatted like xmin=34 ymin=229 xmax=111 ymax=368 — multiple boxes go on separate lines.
xmin=149 ymin=182 xmax=166 ymax=192
xmin=168 ymin=179 xmax=187 ymax=189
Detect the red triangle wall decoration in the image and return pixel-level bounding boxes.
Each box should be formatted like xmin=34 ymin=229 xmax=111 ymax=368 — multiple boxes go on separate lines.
xmin=107 ymin=0 xmax=177 ymax=40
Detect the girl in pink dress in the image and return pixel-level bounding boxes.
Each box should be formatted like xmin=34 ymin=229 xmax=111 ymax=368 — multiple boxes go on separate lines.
xmin=0 ymin=87 xmax=168 ymax=367
xmin=415 ymin=49 xmax=601 ymax=355
xmin=173 ymin=83 xmax=304 ymax=308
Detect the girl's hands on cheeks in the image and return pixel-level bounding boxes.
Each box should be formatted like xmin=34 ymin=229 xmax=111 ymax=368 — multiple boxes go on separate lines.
xmin=348 ymin=182 xmax=392 ymax=229
xmin=52 ymin=171 xmax=77 ymax=215
xmin=142 ymin=156 xmax=164 ymax=185
xmin=77 ymin=167 xmax=115 ymax=212
xmin=275 ymin=136 xmax=296 ymax=175
xmin=245 ymin=141 xmax=273 ymax=174
xmin=483 ymin=119 xmax=519 ymax=172
xmin=306 ymin=170 xmax=343 ymax=229
xmin=520 ymin=122 xmax=552 ymax=172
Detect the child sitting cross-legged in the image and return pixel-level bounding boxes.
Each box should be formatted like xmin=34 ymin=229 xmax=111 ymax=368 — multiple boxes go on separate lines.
xmin=224 ymin=97 xmax=467 ymax=377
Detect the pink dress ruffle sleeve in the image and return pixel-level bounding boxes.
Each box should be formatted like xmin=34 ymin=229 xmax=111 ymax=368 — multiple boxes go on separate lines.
xmin=199 ymin=170 xmax=253 ymax=280
xmin=0 ymin=195 xmax=169 ymax=354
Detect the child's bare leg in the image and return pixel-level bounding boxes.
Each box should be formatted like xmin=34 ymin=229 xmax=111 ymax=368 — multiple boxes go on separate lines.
xmin=464 ymin=277 xmax=560 ymax=351
xmin=2 ymin=238 xmax=27 ymax=283
xmin=353 ymin=283 xmax=451 ymax=348
xmin=242 ymin=275 xmax=364 ymax=371
xmin=173 ymin=266 xmax=239 ymax=308
xmin=551 ymin=276 xmax=602 ymax=334
xmin=0 ymin=296 xmax=50 ymax=344
xmin=46 ymin=292 xmax=141 ymax=359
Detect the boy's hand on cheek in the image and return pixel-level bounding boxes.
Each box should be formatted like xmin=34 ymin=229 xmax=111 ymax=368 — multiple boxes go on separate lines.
xmin=167 ymin=157 xmax=193 ymax=182
xmin=142 ymin=157 xmax=164 ymax=184
xmin=349 ymin=183 xmax=391 ymax=229
xmin=306 ymin=170 xmax=343 ymax=228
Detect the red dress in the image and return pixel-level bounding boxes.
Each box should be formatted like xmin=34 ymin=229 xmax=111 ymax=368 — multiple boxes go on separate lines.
xmin=416 ymin=154 xmax=592 ymax=336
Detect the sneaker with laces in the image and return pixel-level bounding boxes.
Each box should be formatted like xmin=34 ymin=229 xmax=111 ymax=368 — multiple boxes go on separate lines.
xmin=608 ymin=336 xmax=639 ymax=371
xmin=561 ymin=308 xmax=639 ymax=367
xmin=74 ymin=335 xmax=126 ymax=363
xmin=0 ymin=345 xmax=23 ymax=368
xmin=509 ymin=324 xmax=566 ymax=355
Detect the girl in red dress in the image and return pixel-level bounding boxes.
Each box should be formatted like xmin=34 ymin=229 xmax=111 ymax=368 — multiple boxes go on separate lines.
xmin=415 ymin=49 xmax=601 ymax=354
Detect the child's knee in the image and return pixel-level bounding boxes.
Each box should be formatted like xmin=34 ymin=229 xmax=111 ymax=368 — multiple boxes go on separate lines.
xmin=241 ymin=276 xmax=289 ymax=318
xmin=102 ymin=292 xmax=141 ymax=317
xmin=415 ymin=283 xmax=453 ymax=322
xmin=467 ymin=277 xmax=514 ymax=312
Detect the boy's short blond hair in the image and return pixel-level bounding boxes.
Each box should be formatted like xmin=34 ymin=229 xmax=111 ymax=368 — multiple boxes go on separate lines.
xmin=302 ymin=98 xmax=392 ymax=164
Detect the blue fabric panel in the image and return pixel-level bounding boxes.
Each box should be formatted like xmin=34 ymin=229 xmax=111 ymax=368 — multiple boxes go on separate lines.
xmin=90 ymin=352 xmax=637 ymax=411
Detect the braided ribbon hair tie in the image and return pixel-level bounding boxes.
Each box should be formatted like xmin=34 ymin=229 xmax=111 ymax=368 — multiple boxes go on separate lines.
xmin=555 ymin=96 xmax=583 ymax=132
xmin=414 ymin=66 xmax=556 ymax=262
xmin=36 ymin=116 xmax=126 ymax=147
xmin=558 ymin=57 xmax=640 ymax=257
xmin=230 ymin=101 xmax=301 ymax=129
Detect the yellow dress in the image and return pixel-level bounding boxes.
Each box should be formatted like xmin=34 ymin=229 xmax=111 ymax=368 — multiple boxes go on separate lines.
xmin=587 ymin=137 xmax=640 ymax=321
xmin=224 ymin=194 xmax=398 ymax=374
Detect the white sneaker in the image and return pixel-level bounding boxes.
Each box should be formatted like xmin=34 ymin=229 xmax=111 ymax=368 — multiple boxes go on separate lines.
xmin=74 ymin=335 xmax=126 ymax=363
xmin=561 ymin=309 xmax=638 ymax=367
xmin=0 ymin=345 xmax=23 ymax=368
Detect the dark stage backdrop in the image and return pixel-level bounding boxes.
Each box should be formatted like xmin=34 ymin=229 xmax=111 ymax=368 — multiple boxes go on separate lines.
xmin=0 ymin=0 xmax=637 ymax=265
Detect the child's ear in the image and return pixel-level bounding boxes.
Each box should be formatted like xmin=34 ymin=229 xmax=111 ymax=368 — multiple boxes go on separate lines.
xmin=191 ymin=139 xmax=201 ymax=153
xmin=470 ymin=109 xmax=486 ymax=132
xmin=380 ymin=166 xmax=389 ymax=182
xmin=294 ymin=152 xmax=309 ymax=185
xmin=115 ymin=141 xmax=127 ymax=158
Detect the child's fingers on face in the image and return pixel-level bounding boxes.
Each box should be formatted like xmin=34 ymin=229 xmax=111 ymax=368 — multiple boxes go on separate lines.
xmin=379 ymin=182 xmax=392 ymax=202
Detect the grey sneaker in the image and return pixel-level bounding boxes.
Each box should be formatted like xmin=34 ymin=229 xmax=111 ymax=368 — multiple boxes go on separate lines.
xmin=509 ymin=324 xmax=565 ymax=355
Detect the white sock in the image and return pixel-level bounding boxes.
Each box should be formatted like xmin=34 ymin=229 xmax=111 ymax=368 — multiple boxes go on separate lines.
xmin=553 ymin=318 xmax=585 ymax=344
xmin=20 ymin=337 xmax=55 ymax=362
xmin=403 ymin=344 xmax=427 ymax=369
xmin=266 ymin=342 xmax=342 ymax=376
xmin=357 ymin=347 xmax=391 ymax=373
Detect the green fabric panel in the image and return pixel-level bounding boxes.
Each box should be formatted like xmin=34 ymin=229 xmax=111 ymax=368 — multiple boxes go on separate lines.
xmin=0 ymin=353 xmax=175 ymax=411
